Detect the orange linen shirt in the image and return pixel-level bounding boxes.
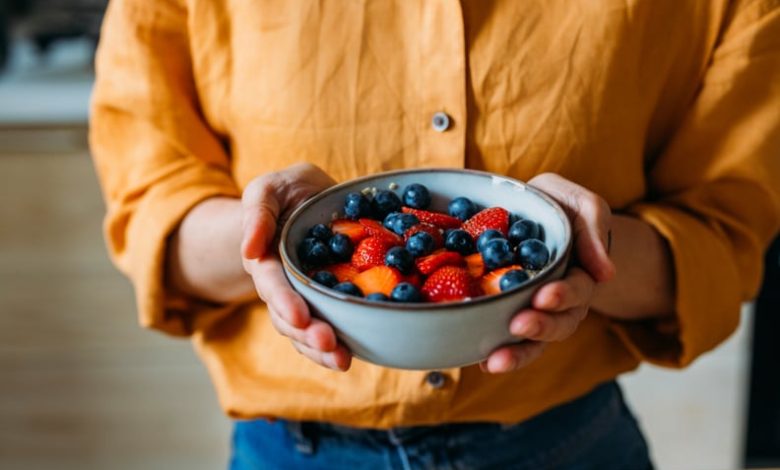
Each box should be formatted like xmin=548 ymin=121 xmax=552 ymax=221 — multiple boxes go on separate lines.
xmin=90 ymin=0 xmax=780 ymax=428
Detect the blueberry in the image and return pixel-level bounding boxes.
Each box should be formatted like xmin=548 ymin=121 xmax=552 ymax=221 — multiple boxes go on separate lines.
xmin=385 ymin=212 xmax=419 ymax=235
xmin=390 ymin=282 xmax=423 ymax=303
xmin=298 ymin=237 xmax=331 ymax=266
xmin=448 ymin=197 xmax=477 ymax=221
xmin=307 ymin=223 xmax=333 ymax=242
xmin=406 ymin=231 xmax=435 ymax=257
xmin=481 ymin=238 xmax=513 ymax=271
xmin=311 ymin=271 xmax=339 ymax=288
xmin=499 ymin=269 xmax=530 ymax=292
xmin=371 ymin=190 xmax=402 ymax=219
xmin=476 ymin=229 xmax=505 ymax=253
xmin=333 ymin=282 xmax=363 ymax=297
xmin=383 ymin=212 xmax=401 ymax=231
xmin=328 ymin=233 xmax=353 ymax=262
xmin=366 ymin=292 xmax=389 ymax=302
xmin=402 ymin=183 xmax=432 ymax=209
xmin=385 ymin=246 xmax=415 ymax=275
xmin=344 ymin=192 xmax=371 ymax=219
xmin=444 ymin=229 xmax=474 ymax=255
xmin=508 ymin=219 xmax=541 ymax=246
xmin=516 ymin=239 xmax=550 ymax=270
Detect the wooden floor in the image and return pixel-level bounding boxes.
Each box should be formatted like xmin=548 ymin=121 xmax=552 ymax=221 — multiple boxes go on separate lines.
xmin=0 ymin=144 xmax=231 ymax=470
xmin=0 ymin=132 xmax=752 ymax=469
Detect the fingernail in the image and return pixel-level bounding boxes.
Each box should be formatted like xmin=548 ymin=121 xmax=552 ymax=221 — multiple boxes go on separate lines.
xmin=304 ymin=329 xmax=320 ymax=349
xmin=511 ymin=319 xmax=539 ymax=338
xmin=242 ymin=216 xmax=255 ymax=242
xmin=544 ymin=292 xmax=561 ymax=310
xmin=323 ymin=353 xmax=339 ymax=370
xmin=488 ymin=355 xmax=515 ymax=373
xmin=487 ymin=355 xmax=502 ymax=373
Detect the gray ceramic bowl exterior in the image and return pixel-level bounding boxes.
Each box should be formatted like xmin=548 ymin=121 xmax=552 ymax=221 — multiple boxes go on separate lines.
xmin=280 ymin=169 xmax=572 ymax=370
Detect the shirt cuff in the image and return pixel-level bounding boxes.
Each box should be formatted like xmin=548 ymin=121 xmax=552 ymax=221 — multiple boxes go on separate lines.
xmin=607 ymin=202 xmax=743 ymax=368
xmin=114 ymin=165 xmax=241 ymax=336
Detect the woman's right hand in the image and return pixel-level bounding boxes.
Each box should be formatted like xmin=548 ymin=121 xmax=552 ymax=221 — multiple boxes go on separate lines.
xmin=241 ymin=163 xmax=353 ymax=371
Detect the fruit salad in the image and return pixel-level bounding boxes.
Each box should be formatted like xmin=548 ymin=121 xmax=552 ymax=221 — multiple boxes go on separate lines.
xmin=297 ymin=183 xmax=550 ymax=303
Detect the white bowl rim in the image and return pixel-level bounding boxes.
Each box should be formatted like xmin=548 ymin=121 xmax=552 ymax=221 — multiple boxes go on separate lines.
xmin=279 ymin=168 xmax=572 ymax=311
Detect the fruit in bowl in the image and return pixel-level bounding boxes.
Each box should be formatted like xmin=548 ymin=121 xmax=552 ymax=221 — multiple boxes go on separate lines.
xmin=280 ymin=169 xmax=572 ymax=370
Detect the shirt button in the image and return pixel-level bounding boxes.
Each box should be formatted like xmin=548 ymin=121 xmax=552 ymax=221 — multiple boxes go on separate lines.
xmin=425 ymin=371 xmax=446 ymax=389
xmin=431 ymin=112 xmax=451 ymax=132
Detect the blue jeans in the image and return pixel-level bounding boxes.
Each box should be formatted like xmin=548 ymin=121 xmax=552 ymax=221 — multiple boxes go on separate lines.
xmin=230 ymin=381 xmax=653 ymax=470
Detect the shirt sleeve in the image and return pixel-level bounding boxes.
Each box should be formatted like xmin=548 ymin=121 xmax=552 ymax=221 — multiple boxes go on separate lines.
xmin=609 ymin=1 xmax=780 ymax=367
xmin=89 ymin=0 xmax=241 ymax=336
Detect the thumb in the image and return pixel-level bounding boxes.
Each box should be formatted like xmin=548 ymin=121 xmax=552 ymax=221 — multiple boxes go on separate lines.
xmin=241 ymin=177 xmax=281 ymax=260
xmin=529 ymin=173 xmax=615 ymax=283
xmin=572 ymin=207 xmax=614 ymax=283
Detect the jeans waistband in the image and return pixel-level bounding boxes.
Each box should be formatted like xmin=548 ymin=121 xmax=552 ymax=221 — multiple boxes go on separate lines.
xmin=284 ymin=380 xmax=623 ymax=448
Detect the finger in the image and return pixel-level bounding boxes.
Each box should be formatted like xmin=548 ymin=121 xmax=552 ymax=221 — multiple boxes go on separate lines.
xmin=268 ymin=309 xmax=338 ymax=353
xmin=246 ymin=257 xmax=311 ymax=328
xmin=291 ymin=340 xmax=352 ymax=371
xmin=480 ymin=341 xmax=546 ymax=373
xmin=531 ymin=267 xmax=595 ymax=312
xmin=528 ymin=173 xmax=615 ymax=282
xmin=241 ymin=177 xmax=281 ymax=260
xmin=509 ymin=306 xmax=589 ymax=342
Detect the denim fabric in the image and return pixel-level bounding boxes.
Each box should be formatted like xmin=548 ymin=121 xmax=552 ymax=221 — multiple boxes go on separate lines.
xmin=229 ymin=381 xmax=653 ymax=470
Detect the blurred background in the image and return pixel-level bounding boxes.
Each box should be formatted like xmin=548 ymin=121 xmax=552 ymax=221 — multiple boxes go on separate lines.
xmin=0 ymin=2 xmax=778 ymax=469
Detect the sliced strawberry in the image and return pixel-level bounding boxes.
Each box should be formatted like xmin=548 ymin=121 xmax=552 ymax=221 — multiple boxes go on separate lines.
xmin=358 ymin=218 xmax=403 ymax=246
xmin=480 ymin=265 xmax=524 ymax=295
xmin=331 ymin=219 xmax=368 ymax=243
xmin=321 ymin=263 xmax=360 ymax=283
xmin=462 ymin=207 xmax=510 ymax=239
xmin=399 ymin=271 xmax=423 ymax=288
xmin=403 ymin=223 xmax=444 ymax=249
xmin=464 ymin=253 xmax=485 ymax=278
xmin=352 ymin=266 xmax=402 ymax=297
xmin=421 ymin=266 xmax=482 ymax=303
xmin=401 ymin=207 xmax=461 ymax=229
xmin=351 ymin=237 xmax=391 ymax=271
xmin=415 ymin=250 xmax=465 ymax=275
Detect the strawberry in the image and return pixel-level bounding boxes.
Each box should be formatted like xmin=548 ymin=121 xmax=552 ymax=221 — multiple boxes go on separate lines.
xmin=401 ymin=207 xmax=461 ymax=229
xmin=415 ymin=250 xmax=465 ymax=275
xmin=321 ymin=263 xmax=360 ymax=283
xmin=464 ymin=253 xmax=485 ymax=278
xmin=352 ymin=266 xmax=402 ymax=297
xmin=421 ymin=266 xmax=481 ymax=303
xmin=358 ymin=218 xmax=403 ymax=246
xmin=403 ymin=223 xmax=444 ymax=249
xmin=351 ymin=237 xmax=391 ymax=271
xmin=480 ymin=265 xmax=524 ymax=295
xmin=462 ymin=207 xmax=510 ymax=239
xmin=331 ymin=219 xmax=368 ymax=243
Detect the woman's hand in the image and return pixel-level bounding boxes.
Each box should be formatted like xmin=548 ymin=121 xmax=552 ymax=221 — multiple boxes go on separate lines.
xmin=481 ymin=173 xmax=616 ymax=374
xmin=241 ymin=163 xmax=353 ymax=371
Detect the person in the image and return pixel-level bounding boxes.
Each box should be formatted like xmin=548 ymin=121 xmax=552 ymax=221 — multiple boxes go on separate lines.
xmin=89 ymin=0 xmax=780 ymax=468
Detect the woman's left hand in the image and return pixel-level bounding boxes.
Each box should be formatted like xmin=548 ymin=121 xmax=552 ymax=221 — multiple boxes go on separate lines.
xmin=481 ymin=173 xmax=616 ymax=373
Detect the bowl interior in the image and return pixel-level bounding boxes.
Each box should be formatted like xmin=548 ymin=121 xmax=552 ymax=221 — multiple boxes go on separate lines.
xmin=281 ymin=169 xmax=570 ymax=307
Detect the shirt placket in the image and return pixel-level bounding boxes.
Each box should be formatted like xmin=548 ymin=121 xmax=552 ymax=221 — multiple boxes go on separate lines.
xmin=395 ymin=0 xmax=466 ymax=416
xmin=417 ymin=0 xmax=468 ymax=169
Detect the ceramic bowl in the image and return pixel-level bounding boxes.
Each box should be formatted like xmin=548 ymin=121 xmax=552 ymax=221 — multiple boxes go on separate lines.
xmin=279 ymin=169 xmax=572 ymax=370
